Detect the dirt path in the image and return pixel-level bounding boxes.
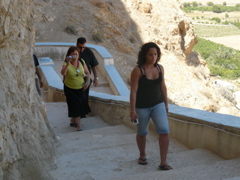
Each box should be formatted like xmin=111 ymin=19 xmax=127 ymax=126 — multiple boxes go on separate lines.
xmin=205 ymin=35 xmax=240 ymax=51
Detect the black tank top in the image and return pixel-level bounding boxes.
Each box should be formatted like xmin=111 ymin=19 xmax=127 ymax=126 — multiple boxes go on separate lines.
xmin=136 ymin=65 xmax=163 ymax=108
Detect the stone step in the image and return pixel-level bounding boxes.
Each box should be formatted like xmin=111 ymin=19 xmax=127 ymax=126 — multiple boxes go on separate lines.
xmin=50 ymin=124 xmax=226 ymax=180
xmin=47 ymin=102 xmax=239 ymax=180
xmin=46 ymin=102 xmax=110 ymax=135
xmin=51 ymin=139 xmax=225 ymax=179
xmin=112 ymin=158 xmax=240 ymax=180
xmin=54 ymin=123 xmax=189 ymax=155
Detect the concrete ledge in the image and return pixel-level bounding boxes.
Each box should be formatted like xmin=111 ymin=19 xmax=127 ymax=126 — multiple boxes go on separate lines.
xmin=104 ymin=65 xmax=129 ymax=97
xmin=167 ymin=105 xmax=240 ymax=159
xmin=39 ymin=57 xmax=54 ymax=66
xmin=169 ymin=117 xmax=240 ymax=160
xmin=35 ymin=42 xmax=129 ymax=97
xmin=40 ymin=65 xmax=65 ymax=102
xmin=88 ymin=92 xmax=240 ymax=160
xmin=168 ymin=105 xmax=240 ymax=134
xmin=88 ymin=92 xmax=240 ymax=135
xmin=41 ymin=66 xmax=63 ymax=90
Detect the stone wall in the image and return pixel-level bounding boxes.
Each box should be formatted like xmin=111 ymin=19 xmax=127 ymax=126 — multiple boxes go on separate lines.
xmin=0 ymin=0 xmax=55 ymax=179
xmin=88 ymin=93 xmax=240 ymax=160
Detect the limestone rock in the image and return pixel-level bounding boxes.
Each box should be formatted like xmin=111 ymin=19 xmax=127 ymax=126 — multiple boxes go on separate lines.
xmin=137 ymin=2 xmax=152 ymax=13
xmin=0 ymin=0 xmax=55 ymax=179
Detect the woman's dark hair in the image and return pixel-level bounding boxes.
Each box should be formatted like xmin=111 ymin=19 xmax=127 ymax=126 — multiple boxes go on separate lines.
xmin=66 ymin=46 xmax=79 ymax=57
xmin=137 ymin=42 xmax=161 ymax=66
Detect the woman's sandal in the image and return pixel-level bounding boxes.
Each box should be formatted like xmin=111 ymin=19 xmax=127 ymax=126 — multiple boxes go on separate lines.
xmin=158 ymin=165 xmax=173 ymax=170
xmin=138 ymin=158 xmax=147 ymax=165
xmin=70 ymin=123 xmax=77 ymax=127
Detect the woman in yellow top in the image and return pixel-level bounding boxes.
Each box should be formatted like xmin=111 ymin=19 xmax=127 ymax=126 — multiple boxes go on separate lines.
xmin=61 ymin=46 xmax=90 ymax=131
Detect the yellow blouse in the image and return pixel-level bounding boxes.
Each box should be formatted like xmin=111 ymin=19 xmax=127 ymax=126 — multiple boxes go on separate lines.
xmin=63 ymin=61 xmax=85 ymax=89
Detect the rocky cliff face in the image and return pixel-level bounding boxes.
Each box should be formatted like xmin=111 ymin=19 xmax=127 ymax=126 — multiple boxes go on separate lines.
xmin=0 ymin=0 xmax=55 ymax=179
xmin=34 ymin=0 xmax=197 ymax=57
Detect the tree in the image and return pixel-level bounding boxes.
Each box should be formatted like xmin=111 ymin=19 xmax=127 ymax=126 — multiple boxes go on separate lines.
xmin=207 ymin=2 xmax=214 ymax=6
xmin=183 ymin=2 xmax=191 ymax=7
xmin=212 ymin=5 xmax=222 ymax=13
xmin=211 ymin=17 xmax=221 ymax=23
xmin=192 ymin=1 xmax=198 ymax=7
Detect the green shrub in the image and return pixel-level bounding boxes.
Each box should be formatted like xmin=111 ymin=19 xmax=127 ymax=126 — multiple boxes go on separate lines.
xmin=236 ymin=4 xmax=240 ymax=8
xmin=211 ymin=17 xmax=221 ymax=23
xmin=183 ymin=2 xmax=191 ymax=7
xmin=208 ymin=46 xmax=236 ymax=59
xmin=182 ymin=4 xmax=240 ymax=12
xmin=193 ymin=38 xmax=240 ymax=79
xmin=64 ymin=26 xmax=78 ymax=35
xmin=92 ymin=34 xmax=102 ymax=43
xmin=233 ymin=22 xmax=240 ymax=29
xmin=212 ymin=5 xmax=223 ymax=13
xmin=222 ymin=21 xmax=229 ymax=25
xmin=192 ymin=1 xmax=198 ymax=7
xmin=207 ymin=2 xmax=214 ymax=6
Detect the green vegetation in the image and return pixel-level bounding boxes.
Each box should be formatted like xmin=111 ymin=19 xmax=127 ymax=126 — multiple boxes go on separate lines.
xmin=233 ymin=22 xmax=240 ymax=29
xmin=211 ymin=17 xmax=221 ymax=23
xmin=92 ymin=33 xmax=103 ymax=43
xmin=193 ymin=24 xmax=240 ymax=37
xmin=193 ymin=38 xmax=240 ymax=79
xmin=182 ymin=3 xmax=240 ymax=13
xmin=64 ymin=26 xmax=78 ymax=35
xmin=184 ymin=2 xmax=240 ymax=80
xmin=183 ymin=3 xmax=240 ymax=28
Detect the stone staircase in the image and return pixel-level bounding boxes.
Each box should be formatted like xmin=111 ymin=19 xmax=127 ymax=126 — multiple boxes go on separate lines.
xmin=46 ymin=102 xmax=240 ymax=180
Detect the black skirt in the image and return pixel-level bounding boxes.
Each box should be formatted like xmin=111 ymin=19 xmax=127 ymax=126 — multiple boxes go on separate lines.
xmin=64 ymin=85 xmax=85 ymax=118
xmin=81 ymin=79 xmax=92 ymax=117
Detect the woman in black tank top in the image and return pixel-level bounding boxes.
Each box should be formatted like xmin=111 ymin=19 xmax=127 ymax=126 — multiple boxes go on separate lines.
xmin=130 ymin=42 xmax=172 ymax=170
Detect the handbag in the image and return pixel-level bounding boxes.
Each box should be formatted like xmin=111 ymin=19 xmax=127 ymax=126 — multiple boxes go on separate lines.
xmin=83 ymin=73 xmax=89 ymax=86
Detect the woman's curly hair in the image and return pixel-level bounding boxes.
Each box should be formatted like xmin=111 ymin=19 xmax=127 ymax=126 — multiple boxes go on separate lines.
xmin=137 ymin=42 xmax=161 ymax=66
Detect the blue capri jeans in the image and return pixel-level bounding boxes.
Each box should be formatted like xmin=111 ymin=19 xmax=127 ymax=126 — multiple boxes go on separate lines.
xmin=136 ymin=102 xmax=169 ymax=136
